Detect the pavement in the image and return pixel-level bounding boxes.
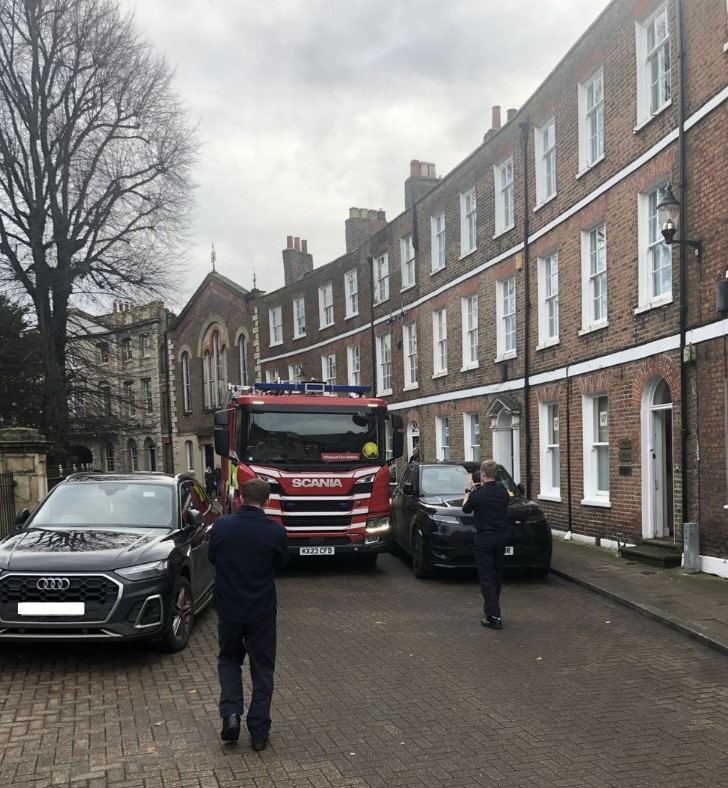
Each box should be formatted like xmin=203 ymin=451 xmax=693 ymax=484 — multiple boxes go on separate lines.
xmin=551 ymin=536 xmax=728 ymax=657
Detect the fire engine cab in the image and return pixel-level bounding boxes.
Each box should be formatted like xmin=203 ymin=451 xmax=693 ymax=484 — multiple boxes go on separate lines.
xmin=214 ymin=381 xmax=403 ymax=565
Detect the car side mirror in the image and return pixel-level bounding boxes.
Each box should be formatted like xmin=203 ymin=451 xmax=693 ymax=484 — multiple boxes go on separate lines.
xmin=184 ymin=509 xmax=204 ymax=528
xmin=517 ymin=483 xmax=525 ymax=496
xmin=13 ymin=508 xmax=30 ymax=529
xmin=402 ymin=482 xmax=413 ymax=495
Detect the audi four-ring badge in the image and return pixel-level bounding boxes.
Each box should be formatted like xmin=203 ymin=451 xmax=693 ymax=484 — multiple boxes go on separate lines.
xmin=0 ymin=473 xmax=221 ymax=652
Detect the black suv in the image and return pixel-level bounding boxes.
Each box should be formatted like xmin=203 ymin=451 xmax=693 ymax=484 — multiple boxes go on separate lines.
xmin=0 ymin=473 xmax=220 ymax=651
xmin=390 ymin=462 xmax=552 ymax=578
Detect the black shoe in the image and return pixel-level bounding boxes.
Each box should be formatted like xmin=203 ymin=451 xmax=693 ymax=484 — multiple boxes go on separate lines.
xmin=251 ymin=737 xmax=268 ymax=751
xmin=482 ymin=616 xmax=503 ymax=630
xmin=221 ymin=715 xmax=241 ymax=742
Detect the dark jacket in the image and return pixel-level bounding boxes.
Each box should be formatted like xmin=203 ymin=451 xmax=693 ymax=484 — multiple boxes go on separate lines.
xmin=208 ymin=505 xmax=288 ymax=623
xmin=461 ymin=480 xmax=510 ymax=537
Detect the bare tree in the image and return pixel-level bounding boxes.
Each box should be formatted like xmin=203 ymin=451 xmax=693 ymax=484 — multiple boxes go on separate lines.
xmin=0 ymin=0 xmax=197 ymax=448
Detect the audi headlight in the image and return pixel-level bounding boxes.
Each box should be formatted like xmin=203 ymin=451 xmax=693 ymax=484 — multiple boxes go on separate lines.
xmin=116 ymin=559 xmax=169 ymax=581
xmin=365 ymin=516 xmax=390 ymax=534
xmin=432 ymin=515 xmax=460 ymax=525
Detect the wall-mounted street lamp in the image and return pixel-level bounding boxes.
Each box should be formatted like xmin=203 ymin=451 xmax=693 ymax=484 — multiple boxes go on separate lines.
xmin=656 ymin=183 xmax=702 ymax=259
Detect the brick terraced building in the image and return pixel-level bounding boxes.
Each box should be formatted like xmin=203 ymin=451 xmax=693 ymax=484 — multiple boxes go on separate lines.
xmin=248 ymin=0 xmax=728 ymax=575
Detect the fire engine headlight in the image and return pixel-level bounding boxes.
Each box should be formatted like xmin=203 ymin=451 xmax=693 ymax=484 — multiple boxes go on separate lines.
xmin=365 ymin=516 xmax=390 ymax=534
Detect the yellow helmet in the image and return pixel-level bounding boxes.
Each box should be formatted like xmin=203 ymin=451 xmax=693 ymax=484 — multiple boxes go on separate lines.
xmin=362 ymin=441 xmax=379 ymax=460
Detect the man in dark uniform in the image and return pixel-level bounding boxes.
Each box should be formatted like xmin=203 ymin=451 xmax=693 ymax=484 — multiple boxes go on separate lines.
xmin=208 ymin=478 xmax=288 ymax=750
xmin=462 ymin=459 xmax=510 ymax=630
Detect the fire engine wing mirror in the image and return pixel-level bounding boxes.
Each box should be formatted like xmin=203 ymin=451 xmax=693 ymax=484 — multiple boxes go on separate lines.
xmin=183 ymin=508 xmax=204 ymax=529
xmin=391 ymin=413 xmax=404 ymax=459
xmin=214 ymin=410 xmax=229 ymax=458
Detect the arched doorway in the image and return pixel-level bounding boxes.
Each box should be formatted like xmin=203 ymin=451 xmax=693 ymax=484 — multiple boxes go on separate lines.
xmin=144 ymin=438 xmax=157 ymax=472
xmin=408 ymin=420 xmax=420 ymax=460
xmin=486 ymin=395 xmax=521 ymax=483
xmin=641 ymin=377 xmax=674 ymax=539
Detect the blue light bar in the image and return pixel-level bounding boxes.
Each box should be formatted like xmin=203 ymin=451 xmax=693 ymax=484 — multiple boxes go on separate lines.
xmin=254 ymin=381 xmax=371 ymax=396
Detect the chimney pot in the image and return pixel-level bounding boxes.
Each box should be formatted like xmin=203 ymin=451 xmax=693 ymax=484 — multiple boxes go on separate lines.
xmin=507 ymin=108 xmax=517 ymax=122
xmin=492 ymin=105 xmax=502 ymax=129
xmin=301 ymin=239 xmax=308 ymax=253
xmin=286 ymin=235 xmax=293 ymax=249
xmin=410 ymin=159 xmax=421 ymax=177
xmin=294 ymin=236 xmax=301 ymax=251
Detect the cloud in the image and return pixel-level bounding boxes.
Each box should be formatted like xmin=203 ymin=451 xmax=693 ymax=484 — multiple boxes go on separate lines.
xmin=119 ymin=0 xmax=611 ymax=308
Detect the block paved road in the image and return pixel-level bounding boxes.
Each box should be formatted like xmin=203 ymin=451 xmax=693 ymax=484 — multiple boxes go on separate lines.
xmin=1 ymin=553 xmax=727 ymax=788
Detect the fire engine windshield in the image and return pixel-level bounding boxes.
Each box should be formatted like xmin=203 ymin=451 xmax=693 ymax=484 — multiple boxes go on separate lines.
xmin=244 ymin=409 xmax=383 ymax=464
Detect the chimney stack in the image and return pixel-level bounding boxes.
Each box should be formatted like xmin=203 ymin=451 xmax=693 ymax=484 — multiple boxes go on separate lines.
xmin=507 ymin=108 xmax=517 ymax=122
xmin=492 ymin=105 xmax=502 ymax=130
xmin=405 ymin=160 xmax=439 ymax=210
xmin=345 ymin=208 xmax=388 ymax=253
xmin=282 ymin=236 xmax=313 ymax=286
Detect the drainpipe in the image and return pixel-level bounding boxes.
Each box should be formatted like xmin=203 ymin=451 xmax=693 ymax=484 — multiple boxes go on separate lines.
xmin=368 ymin=255 xmax=377 ymax=394
xmin=163 ymin=329 xmax=174 ymax=473
xmin=566 ymin=367 xmax=573 ymax=533
xmin=519 ymin=118 xmax=532 ymax=497
xmin=676 ymin=0 xmax=689 ymax=525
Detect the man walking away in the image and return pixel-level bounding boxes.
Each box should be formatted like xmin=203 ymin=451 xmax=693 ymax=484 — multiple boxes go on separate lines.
xmin=208 ymin=478 xmax=288 ymax=750
xmin=462 ymin=459 xmax=510 ymax=630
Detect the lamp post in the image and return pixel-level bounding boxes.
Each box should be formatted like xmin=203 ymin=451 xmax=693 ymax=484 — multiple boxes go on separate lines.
xmin=656 ymin=183 xmax=702 ymax=258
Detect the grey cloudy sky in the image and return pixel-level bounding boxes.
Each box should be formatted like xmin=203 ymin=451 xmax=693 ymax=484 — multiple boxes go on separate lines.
xmin=120 ymin=0 xmax=611 ymax=307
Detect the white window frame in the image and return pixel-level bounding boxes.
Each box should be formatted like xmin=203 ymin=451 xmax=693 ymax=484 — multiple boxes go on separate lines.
xmin=431 ymin=213 xmax=446 ymax=272
xmin=288 ymin=362 xmax=304 ymax=383
xmin=185 ymin=440 xmax=195 ymax=471
xmin=578 ymin=68 xmax=605 ymax=174
xmin=373 ymin=254 xmax=389 ymax=305
xmin=269 ymin=306 xmax=283 ymax=347
xmin=461 ymin=295 xmax=479 ymax=370
xmin=435 ymin=416 xmax=450 ymax=462
xmin=238 ymin=335 xmax=249 ymax=386
xmin=376 ymin=333 xmax=392 ymax=395
xmin=538 ymin=401 xmax=561 ymax=501
xmin=344 ymin=269 xmax=359 ymax=318
xmin=142 ymin=378 xmax=153 ymax=413
xmin=534 ymin=118 xmax=556 ymax=206
xmin=495 ymin=276 xmax=516 ymax=360
xmin=580 ymin=223 xmax=608 ymax=333
xmin=494 ymin=158 xmax=515 ymax=236
xmin=121 ymin=337 xmax=133 ymax=362
xmin=582 ymin=393 xmax=610 ymax=507
xmin=265 ymin=369 xmax=279 ymax=384
xmin=181 ymin=352 xmax=191 ymax=413
xmin=320 ymin=354 xmax=336 ymax=386
xmin=537 ymin=252 xmax=559 ymax=349
xmin=432 ymin=309 xmax=447 ymax=377
xmin=635 ymin=4 xmax=671 ymax=129
xmin=293 ymin=297 xmax=306 ymax=338
xmin=318 ymin=283 xmax=334 ymax=328
xmin=460 ymin=189 xmax=477 ymax=257
xmin=400 ymin=235 xmax=415 ymax=290
xmin=463 ymin=412 xmax=480 ymax=463
xmin=403 ymin=322 xmax=418 ymax=390
xmin=347 ymin=345 xmax=361 ymax=387
xmin=140 ymin=334 xmax=151 ymax=358
xmin=637 ymin=185 xmax=672 ymax=311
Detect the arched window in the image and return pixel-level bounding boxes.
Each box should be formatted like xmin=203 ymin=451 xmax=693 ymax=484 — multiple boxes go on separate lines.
xmin=128 ymin=439 xmax=139 ymax=471
xmin=181 ymin=352 xmax=191 ymax=413
xmin=144 ymin=438 xmax=156 ymax=472
xmin=204 ymin=330 xmax=227 ymax=408
xmin=239 ymin=334 xmax=250 ymax=386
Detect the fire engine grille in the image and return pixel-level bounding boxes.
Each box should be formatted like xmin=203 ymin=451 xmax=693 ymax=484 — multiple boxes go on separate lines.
xmin=280 ymin=499 xmax=353 ymax=513
xmin=0 ymin=574 xmax=120 ymax=623
xmin=281 ymin=515 xmax=352 ymax=529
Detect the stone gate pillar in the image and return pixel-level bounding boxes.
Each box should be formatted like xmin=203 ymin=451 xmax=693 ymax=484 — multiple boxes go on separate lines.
xmin=0 ymin=427 xmax=49 ymax=513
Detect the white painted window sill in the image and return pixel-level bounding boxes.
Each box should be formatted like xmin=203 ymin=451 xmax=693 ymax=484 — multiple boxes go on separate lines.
xmin=403 ymin=383 xmax=419 ymax=392
xmin=460 ymin=362 xmax=480 ymax=372
xmin=575 ymin=154 xmax=605 ymax=180
xmin=377 ymin=389 xmax=393 ymax=397
xmin=533 ymin=193 xmax=558 ymax=213
xmin=724 ymin=41 xmax=728 ymax=53
xmin=293 ymin=333 xmax=306 ymax=340
xmin=581 ymin=497 xmax=612 ymax=509
xmin=432 ymin=371 xmax=448 ymax=379
xmin=493 ymin=224 xmax=515 ymax=240
xmin=536 ymin=338 xmax=559 ymax=351
xmin=494 ymin=351 xmax=517 ymax=363
xmin=269 ymin=342 xmax=283 ymax=348
xmin=400 ymin=283 xmax=416 ymax=293
xmin=633 ymin=100 xmax=672 ymax=133
xmin=319 ymin=323 xmax=335 ymax=331
xmin=634 ymin=296 xmax=673 ymax=316
xmin=430 ymin=264 xmax=446 ymax=276
xmin=538 ymin=493 xmax=562 ymax=503
xmin=344 ymin=313 xmax=358 ymax=321
xmin=459 ymin=248 xmax=477 ymax=262
xmin=578 ymin=321 xmax=609 ymax=337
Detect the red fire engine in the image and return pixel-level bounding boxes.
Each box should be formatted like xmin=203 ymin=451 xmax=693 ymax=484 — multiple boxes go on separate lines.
xmin=214 ymin=381 xmax=403 ymax=565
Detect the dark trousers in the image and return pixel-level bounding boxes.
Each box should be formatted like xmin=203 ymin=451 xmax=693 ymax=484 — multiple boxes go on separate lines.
xmin=474 ymin=534 xmax=506 ymax=619
xmin=217 ymin=613 xmax=277 ymax=740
